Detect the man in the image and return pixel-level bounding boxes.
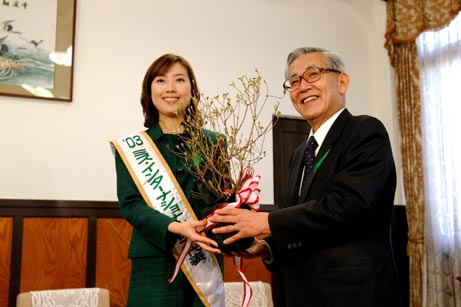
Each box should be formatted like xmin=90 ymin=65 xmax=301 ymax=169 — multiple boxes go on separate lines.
xmin=209 ymin=47 xmax=403 ymax=307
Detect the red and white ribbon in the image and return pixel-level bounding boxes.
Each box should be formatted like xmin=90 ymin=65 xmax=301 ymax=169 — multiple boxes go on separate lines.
xmin=234 ymin=256 xmax=253 ymax=307
xmin=169 ymin=168 xmax=261 ymax=307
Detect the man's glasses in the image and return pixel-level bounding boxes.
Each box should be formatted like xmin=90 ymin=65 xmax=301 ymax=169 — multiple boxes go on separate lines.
xmin=283 ymin=67 xmax=342 ymax=93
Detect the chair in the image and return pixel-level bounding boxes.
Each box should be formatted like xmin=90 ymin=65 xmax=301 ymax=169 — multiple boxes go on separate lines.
xmin=16 ymin=288 xmax=110 ymax=307
xmin=224 ymin=281 xmax=274 ymax=307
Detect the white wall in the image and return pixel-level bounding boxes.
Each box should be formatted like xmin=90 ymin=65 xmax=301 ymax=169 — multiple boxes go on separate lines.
xmin=0 ymin=0 xmax=403 ymax=204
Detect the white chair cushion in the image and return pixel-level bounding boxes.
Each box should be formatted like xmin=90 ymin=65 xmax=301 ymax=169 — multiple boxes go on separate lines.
xmin=224 ymin=281 xmax=273 ymax=307
xmin=17 ymin=288 xmax=110 ymax=307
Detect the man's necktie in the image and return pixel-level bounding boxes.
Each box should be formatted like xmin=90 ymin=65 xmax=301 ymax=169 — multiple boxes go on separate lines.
xmin=301 ymin=136 xmax=318 ymax=186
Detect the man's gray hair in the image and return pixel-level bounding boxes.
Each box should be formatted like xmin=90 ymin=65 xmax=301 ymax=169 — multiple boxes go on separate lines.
xmin=285 ymin=47 xmax=346 ymax=79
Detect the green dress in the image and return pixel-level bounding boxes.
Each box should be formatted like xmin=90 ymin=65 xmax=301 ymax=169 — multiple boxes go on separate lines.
xmin=114 ymin=124 xmax=222 ymax=307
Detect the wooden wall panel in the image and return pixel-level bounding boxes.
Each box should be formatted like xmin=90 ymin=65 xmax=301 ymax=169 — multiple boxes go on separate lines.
xmin=0 ymin=200 xmax=278 ymax=307
xmin=223 ymin=255 xmax=272 ymax=284
xmin=0 ymin=217 xmax=12 ymax=307
xmin=20 ymin=218 xmax=88 ymax=291
xmin=96 ymin=218 xmax=132 ymax=307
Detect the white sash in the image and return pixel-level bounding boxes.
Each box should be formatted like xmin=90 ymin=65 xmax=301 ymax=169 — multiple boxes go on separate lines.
xmin=111 ymin=131 xmax=225 ymax=307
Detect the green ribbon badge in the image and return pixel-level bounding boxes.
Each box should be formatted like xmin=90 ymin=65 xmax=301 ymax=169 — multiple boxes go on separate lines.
xmin=313 ymin=149 xmax=331 ymax=173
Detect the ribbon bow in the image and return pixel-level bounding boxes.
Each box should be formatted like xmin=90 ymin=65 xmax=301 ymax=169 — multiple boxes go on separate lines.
xmin=201 ymin=168 xmax=261 ymax=232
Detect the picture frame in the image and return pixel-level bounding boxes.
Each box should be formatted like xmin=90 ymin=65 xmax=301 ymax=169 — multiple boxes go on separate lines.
xmin=0 ymin=0 xmax=77 ymax=102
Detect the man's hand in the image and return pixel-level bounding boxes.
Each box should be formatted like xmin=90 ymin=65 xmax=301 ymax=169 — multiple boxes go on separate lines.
xmin=208 ymin=208 xmax=270 ymax=245
xmin=231 ymin=238 xmax=271 ymax=259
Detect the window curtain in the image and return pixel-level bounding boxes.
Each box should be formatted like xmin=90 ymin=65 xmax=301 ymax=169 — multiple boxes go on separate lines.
xmin=417 ymin=13 xmax=461 ymax=307
xmin=384 ymin=1 xmax=461 ymax=307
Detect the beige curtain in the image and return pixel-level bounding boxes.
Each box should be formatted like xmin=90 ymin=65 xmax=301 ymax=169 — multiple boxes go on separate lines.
xmin=384 ymin=1 xmax=461 ymax=307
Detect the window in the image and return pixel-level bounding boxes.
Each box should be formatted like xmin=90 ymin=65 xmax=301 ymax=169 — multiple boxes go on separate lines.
xmin=417 ymin=12 xmax=461 ymax=247
xmin=416 ymin=11 xmax=461 ymax=306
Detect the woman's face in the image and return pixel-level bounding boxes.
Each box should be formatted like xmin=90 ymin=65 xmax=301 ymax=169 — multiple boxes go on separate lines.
xmin=151 ymin=62 xmax=192 ymax=120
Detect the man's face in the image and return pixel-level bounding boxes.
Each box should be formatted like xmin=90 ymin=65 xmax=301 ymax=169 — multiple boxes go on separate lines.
xmin=287 ymin=52 xmax=349 ymax=131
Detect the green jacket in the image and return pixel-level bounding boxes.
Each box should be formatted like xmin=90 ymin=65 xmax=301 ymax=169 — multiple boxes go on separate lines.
xmin=114 ymin=125 xmax=223 ymax=306
xmin=115 ymin=124 xmax=218 ymax=258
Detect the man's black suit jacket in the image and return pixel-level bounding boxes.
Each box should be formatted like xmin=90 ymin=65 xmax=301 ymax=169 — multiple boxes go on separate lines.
xmin=266 ymin=109 xmax=403 ymax=307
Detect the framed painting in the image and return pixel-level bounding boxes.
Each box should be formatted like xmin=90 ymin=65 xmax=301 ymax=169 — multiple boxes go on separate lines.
xmin=0 ymin=0 xmax=76 ymax=102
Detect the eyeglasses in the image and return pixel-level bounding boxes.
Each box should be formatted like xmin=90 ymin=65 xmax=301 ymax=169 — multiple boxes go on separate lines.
xmin=283 ymin=67 xmax=342 ymax=93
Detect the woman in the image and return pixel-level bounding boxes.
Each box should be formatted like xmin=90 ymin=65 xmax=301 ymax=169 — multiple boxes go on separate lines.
xmin=112 ymin=54 xmax=224 ymax=307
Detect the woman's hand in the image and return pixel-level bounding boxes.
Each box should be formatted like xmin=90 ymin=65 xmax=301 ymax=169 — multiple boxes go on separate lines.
xmin=168 ymin=219 xmax=221 ymax=254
